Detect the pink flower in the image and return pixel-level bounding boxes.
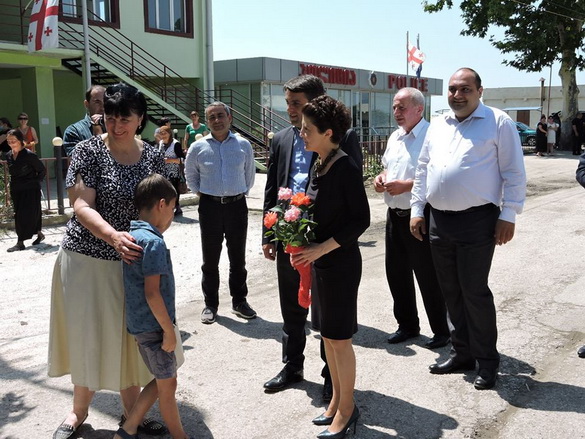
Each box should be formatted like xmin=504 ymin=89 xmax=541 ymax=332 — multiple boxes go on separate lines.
xmin=263 ymin=211 xmax=278 ymax=229
xmin=284 ymin=206 xmax=301 ymax=222
xmin=278 ymin=187 xmax=293 ymax=200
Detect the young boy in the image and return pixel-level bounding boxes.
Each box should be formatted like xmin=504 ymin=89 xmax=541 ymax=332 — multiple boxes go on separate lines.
xmin=116 ymin=173 xmax=189 ymax=439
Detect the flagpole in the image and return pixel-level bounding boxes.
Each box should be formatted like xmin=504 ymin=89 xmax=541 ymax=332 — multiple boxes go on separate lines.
xmin=406 ymin=31 xmax=409 ymax=82
xmin=81 ymin=0 xmax=91 ymax=89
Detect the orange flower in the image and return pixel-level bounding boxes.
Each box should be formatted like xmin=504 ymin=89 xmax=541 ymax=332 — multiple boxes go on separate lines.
xmin=290 ymin=192 xmax=311 ymax=207
xmin=263 ymin=211 xmax=278 ymax=229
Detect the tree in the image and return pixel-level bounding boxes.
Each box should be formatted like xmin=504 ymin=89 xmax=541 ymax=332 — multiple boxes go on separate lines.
xmin=423 ymin=0 xmax=585 ymax=149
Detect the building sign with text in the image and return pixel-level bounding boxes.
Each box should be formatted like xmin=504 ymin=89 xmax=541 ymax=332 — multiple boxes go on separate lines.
xmin=300 ymin=63 xmax=357 ymax=86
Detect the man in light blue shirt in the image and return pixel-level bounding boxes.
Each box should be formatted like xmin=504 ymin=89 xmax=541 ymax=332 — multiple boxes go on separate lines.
xmin=185 ymin=101 xmax=256 ymax=324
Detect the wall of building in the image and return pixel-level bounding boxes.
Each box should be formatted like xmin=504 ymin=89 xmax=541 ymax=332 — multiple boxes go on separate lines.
xmin=483 ymin=85 xmax=585 ymax=128
xmin=117 ymin=1 xmax=207 ymax=85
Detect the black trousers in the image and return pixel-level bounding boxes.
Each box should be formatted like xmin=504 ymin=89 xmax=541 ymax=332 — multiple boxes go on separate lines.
xmin=277 ymin=246 xmax=329 ymax=380
xmin=429 ymin=204 xmax=501 ymax=369
xmin=198 ymin=196 xmax=248 ymax=309
xmin=573 ymin=135 xmax=583 ymax=155
xmin=385 ymin=207 xmax=449 ymax=336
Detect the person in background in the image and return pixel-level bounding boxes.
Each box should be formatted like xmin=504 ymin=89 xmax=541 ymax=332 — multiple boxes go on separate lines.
xmin=183 ymin=111 xmax=208 ymax=151
xmin=411 ymin=68 xmax=526 ymax=391
xmin=292 ymin=95 xmax=369 ymax=438
xmin=535 ymin=114 xmax=547 ymax=157
xmin=63 ymin=85 xmax=106 ymax=156
xmin=572 ymin=112 xmax=584 ymax=155
xmin=0 ymin=117 xmax=13 ymax=157
xmin=158 ymin=126 xmax=185 ymax=216
xmin=184 ymin=101 xmax=256 ymax=324
xmin=5 ymin=129 xmax=46 ymax=252
xmin=48 ymin=83 xmax=167 ymax=439
xmin=546 ymin=115 xmax=557 ymax=156
xmin=154 ymin=117 xmax=172 ymax=145
xmin=16 ymin=112 xmax=38 ymax=153
xmin=373 ymin=87 xmax=450 ymax=349
xmin=117 ymin=173 xmax=190 ymax=439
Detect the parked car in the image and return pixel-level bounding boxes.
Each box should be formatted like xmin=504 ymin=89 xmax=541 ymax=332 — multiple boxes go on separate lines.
xmin=515 ymin=122 xmax=537 ymax=150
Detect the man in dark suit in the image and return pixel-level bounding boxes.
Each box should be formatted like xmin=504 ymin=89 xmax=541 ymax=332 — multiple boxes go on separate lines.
xmin=262 ymin=75 xmax=362 ymax=400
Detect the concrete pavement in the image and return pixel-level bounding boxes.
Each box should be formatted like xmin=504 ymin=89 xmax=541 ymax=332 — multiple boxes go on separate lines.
xmin=0 ymin=151 xmax=584 ymax=438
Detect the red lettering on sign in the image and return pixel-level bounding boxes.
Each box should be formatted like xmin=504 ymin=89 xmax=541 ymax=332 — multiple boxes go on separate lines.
xmin=299 ymin=63 xmax=356 ymax=86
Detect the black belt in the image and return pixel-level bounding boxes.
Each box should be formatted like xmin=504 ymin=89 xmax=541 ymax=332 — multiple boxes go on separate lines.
xmin=390 ymin=207 xmax=411 ymax=217
xmin=431 ymin=203 xmax=495 ymax=215
xmin=201 ymin=193 xmax=244 ymax=204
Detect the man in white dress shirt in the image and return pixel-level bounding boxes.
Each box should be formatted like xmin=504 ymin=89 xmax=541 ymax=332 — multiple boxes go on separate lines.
xmin=410 ymin=68 xmax=526 ymax=390
xmin=374 ymin=87 xmax=449 ymax=349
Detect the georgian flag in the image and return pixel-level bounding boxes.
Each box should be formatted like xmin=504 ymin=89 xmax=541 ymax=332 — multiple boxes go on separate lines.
xmin=27 ymin=0 xmax=60 ymax=52
xmin=407 ymin=44 xmax=425 ymax=75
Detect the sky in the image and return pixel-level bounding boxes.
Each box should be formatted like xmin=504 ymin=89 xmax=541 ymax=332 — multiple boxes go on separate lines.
xmin=212 ymin=0 xmax=585 ymax=113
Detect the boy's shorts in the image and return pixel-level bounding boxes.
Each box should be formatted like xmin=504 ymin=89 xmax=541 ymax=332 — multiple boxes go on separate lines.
xmin=135 ymin=327 xmax=181 ymax=380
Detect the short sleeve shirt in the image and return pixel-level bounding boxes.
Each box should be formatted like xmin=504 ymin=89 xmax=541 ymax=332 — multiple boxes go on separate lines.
xmin=61 ymin=136 xmax=166 ymax=260
xmin=123 ymin=220 xmax=176 ymax=335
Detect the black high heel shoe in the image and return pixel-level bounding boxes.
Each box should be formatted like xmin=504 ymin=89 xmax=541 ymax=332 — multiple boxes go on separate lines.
xmin=316 ymin=405 xmax=360 ymax=438
xmin=312 ymin=413 xmax=334 ymax=426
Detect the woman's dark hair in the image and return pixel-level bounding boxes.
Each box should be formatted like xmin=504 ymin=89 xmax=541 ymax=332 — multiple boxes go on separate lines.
xmin=6 ymin=129 xmax=24 ymax=145
xmin=134 ymin=173 xmax=177 ymax=211
xmin=301 ymin=95 xmax=351 ymax=144
xmin=0 ymin=117 xmax=12 ymax=128
xmin=104 ymin=83 xmax=148 ymax=134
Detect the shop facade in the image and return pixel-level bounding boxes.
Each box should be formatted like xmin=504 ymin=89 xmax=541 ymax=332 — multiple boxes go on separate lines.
xmin=214 ymin=57 xmax=443 ymax=141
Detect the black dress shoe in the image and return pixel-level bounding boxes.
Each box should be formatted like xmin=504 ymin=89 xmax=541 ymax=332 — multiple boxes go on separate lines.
xmin=474 ymin=368 xmax=498 ymax=390
xmin=387 ymin=329 xmax=419 ymax=344
xmin=312 ymin=413 xmax=334 ymax=426
xmin=424 ymin=335 xmax=451 ymax=350
xmin=263 ymin=367 xmax=303 ymax=392
xmin=322 ymin=378 xmax=333 ymax=403
xmin=578 ymin=345 xmax=585 ymax=358
xmin=429 ymin=357 xmax=476 ymax=374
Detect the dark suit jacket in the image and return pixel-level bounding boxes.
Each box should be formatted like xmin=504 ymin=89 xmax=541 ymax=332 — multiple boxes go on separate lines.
xmin=262 ymin=126 xmax=362 ymax=244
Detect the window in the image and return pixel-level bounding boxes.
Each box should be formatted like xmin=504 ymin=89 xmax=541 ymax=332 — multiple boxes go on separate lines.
xmin=145 ymin=0 xmax=193 ymax=37
xmin=60 ymin=0 xmax=119 ymax=27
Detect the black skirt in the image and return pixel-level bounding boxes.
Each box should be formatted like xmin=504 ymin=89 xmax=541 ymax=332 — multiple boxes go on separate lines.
xmin=11 ymin=186 xmax=42 ymax=241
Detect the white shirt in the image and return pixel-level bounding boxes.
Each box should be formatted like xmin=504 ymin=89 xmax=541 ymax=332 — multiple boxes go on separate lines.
xmin=411 ymin=103 xmax=526 ymax=223
xmin=381 ymin=118 xmax=429 ymax=209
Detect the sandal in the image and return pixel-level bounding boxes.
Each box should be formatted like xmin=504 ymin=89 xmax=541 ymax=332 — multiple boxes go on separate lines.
xmin=52 ymin=413 xmax=88 ymax=439
xmin=120 ymin=415 xmax=167 ymax=436
xmin=115 ymin=427 xmax=139 ymax=439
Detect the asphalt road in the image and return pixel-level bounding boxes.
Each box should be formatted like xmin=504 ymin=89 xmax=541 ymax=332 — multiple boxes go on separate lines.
xmin=0 ymin=151 xmax=584 ymax=439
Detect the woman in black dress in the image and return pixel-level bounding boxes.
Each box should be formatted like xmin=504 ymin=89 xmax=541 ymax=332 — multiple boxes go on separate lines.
xmin=536 ymin=114 xmax=547 ymax=157
xmin=293 ymin=96 xmax=370 ymax=439
xmin=5 ymin=129 xmax=46 ymax=252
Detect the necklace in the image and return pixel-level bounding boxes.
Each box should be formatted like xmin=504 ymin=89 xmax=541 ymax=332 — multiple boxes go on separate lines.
xmin=314 ymin=148 xmax=339 ymax=177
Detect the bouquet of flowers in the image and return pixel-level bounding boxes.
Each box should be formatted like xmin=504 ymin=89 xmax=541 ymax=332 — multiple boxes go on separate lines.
xmin=264 ymin=187 xmax=316 ymax=308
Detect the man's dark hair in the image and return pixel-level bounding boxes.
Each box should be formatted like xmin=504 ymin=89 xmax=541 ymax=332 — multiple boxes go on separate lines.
xmin=134 ymin=173 xmax=177 ymax=212
xmin=85 ymin=85 xmax=105 ymax=102
xmin=104 ymin=82 xmax=149 ymax=134
xmin=457 ymin=67 xmax=482 ymax=89
xmin=0 ymin=117 xmax=12 ymax=128
xmin=283 ymin=75 xmax=326 ymax=101
xmin=157 ymin=117 xmax=171 ymax=127
xmin=302 ymin=95 xmax=351 ymax=144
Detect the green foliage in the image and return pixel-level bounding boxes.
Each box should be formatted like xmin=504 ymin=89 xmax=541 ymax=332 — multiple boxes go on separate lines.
xmin=423 ymin=0 xmax=585 ymax=147
xmin=264 ymin=191 xmax=317 ymax=248
xmin=422 ymin=0 xmax=585 ymax=72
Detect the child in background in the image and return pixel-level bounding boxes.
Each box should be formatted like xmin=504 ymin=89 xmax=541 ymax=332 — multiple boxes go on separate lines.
xmin=117 ymin=173 xmax=190 ymax=439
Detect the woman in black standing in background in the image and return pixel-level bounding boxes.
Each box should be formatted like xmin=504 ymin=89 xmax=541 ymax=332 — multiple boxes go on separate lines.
xmin=536 ymin=114 xmax=547 ymax=157
xmin=5 ymin=129 xmax=46 ymax=252
xmin=293 ymin=96 xmax=370 ymax=439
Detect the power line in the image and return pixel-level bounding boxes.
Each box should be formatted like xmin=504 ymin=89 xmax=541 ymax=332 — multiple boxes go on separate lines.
xmin=507 ymin=0 xmax=585 ymax=23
